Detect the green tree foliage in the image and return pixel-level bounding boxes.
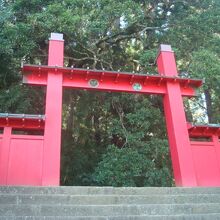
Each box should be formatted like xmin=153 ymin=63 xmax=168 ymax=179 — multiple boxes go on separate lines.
xmin=93 ymin=139 xmax=172 ymax=187
xmin=164 ymin=0 xmax=220 ymax=123
xmin=0 ymin=0 xmax=219 ymax=186
xmin=189 ymin=50 xmax=220 ymax=123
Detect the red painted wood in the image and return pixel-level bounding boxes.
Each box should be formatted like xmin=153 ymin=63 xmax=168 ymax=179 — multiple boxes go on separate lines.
xmin=190 ymin=141 xmax=214 ymax=146
xmin=188 ymin=125 xmax=220 ymax=186
xmin=213 ymin=135 xmax=220 ymax=183
xmin=22 ymin=65 xmax=202 ymax=97
xmin=42 ymin=35 xmax=64 ymax=186
xmin=188 ymin=124 xmax=220 ymax=137
xmin=191 ymin=139 xmax=220 ymax=186
xmin=0 ymin=126 xmax=44 ymax=185
xmin=0 ymin=127 xmax=12 ymax=184
xmin=0 ymin=117 xmax=44 ymax=130
xmin=157 ymin=46 xmax=197 ymax=186
xmin=7 ymin=136 xmax=44 ymax=185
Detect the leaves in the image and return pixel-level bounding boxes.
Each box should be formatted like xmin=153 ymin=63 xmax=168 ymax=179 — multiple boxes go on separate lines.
xmin=93 ymin=139 xmax=173 ymax=187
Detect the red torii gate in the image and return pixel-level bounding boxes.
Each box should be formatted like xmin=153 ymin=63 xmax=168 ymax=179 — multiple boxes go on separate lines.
xmin=0 ymin=33 xmax=220 ymax=186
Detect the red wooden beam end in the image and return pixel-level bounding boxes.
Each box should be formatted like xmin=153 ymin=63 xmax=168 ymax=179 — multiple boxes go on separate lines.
xmin=21 ymin=64 xmax=203 ymax=97
xmin=0 ymin=113 xmax=45 ymax=130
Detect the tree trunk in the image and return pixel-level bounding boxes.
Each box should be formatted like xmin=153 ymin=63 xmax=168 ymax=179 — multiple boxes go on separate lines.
xmin=204 ymin=89 xmax=213 ymax=123
xmin=66 ymin=91 xmax=76 ymax=139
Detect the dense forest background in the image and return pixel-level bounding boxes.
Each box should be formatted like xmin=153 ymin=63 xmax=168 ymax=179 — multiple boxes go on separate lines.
xmin=0 ymin=0 xmax=220 ymax=186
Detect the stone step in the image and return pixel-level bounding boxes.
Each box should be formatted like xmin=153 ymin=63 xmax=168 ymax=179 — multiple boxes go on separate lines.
xmin=1 ymin=204 xmax=220 ymax=216
xmin=1 ymin=194 xmax=220 ymax=205
xmin=1 ymin=214 xmax=220 ymax=220
xmin=1 ymin=186 xmax=220 ymax=195
xmin=1 ymin=187 xmax=220 ymax=219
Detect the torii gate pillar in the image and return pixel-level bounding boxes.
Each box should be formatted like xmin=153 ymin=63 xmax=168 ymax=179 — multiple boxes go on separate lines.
xmin=157 ymin=45 xmax=197 ymax=186
xmin=42 ymin=33 xmax=64 ymax=185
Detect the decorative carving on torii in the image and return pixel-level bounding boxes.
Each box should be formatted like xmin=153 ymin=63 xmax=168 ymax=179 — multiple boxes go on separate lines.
xmin=0 ymin=32 xmax=220 ymax=186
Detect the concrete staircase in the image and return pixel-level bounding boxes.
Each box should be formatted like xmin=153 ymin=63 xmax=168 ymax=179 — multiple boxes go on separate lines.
xmin=1 ymin=186 xmax=220 ymax=220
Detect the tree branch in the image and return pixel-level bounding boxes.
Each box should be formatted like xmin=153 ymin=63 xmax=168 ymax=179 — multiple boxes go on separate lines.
xmin=112 ymin=100 xmax=130 ymax=148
